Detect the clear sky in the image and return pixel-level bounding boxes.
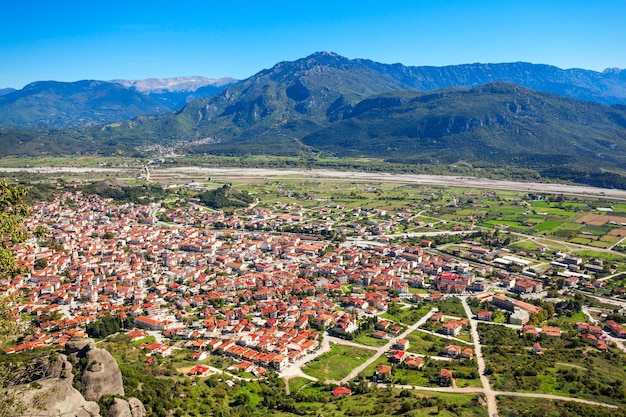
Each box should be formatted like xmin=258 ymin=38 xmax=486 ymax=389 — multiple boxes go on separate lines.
xmin=1 ymin=0 xmax=625 ymax=89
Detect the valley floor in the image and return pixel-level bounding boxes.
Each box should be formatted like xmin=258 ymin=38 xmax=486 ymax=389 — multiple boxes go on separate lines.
xmin=3 ymin=166 xmax=626 ymax=199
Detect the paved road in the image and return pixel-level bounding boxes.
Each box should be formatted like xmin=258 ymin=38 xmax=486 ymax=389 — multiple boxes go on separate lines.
xmin=461 ymin=296 xmax=499 ymax=417
xmin=279 ymin=334 xmax=333 ymax=380
xmin=581 ymin=306 xmax=599 ymax=324
xmin=581 ymin=291 xmax=626 ymax=308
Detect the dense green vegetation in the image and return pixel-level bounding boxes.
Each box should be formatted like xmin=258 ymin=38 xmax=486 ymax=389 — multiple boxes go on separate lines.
xmin=85 ymin=314 xmax=134 ymax=339
xmin=498 ymin=396 xmax=626 ymax=417
xmin=0 ymin=180 xmax=31 ymax=417
xmin=479 ymin=323 xmax=626 ymax=406
xmin=80 ymin=180 xmax=170 ymax=204
xmin=199 ymin=184 xmax=254 ymax=209
xmin=0 ymin=179 xmax=28 ymax=280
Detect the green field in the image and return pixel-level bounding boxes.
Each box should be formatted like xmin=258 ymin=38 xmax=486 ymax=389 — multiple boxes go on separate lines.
xmin=287 ymin=376 xmax=312 ymax=394
xmin=533 ymin=220 xmax=562 ymax=231
xmin=302 ymin=344 xmax=376 ymax=382
xmin=380 ymin=306 xmax=431 ymax=325
xmin=430 ymin=298 xmax=467 ymax=318
xmin=354 ymin=332 xmax=391 ymax=347
xmin=405 ymin=330 xmax=454 ymax=356
xmin=570 ymin=237 xmax=592 ymax=245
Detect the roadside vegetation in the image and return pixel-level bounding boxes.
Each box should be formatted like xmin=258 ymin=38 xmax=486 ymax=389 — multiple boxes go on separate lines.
xmin=479 ymin=323 xmax=626 ymax=407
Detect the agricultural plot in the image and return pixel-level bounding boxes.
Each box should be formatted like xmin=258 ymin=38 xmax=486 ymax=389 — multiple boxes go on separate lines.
xmin=532 ymin=220 xmax=562 ymax=232
xmin=302 ymin=344 xmax=375 ymax=382
xmin=405 ymin=330 xmax=456 ymax=356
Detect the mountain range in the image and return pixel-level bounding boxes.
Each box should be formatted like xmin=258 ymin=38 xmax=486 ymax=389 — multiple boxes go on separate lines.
xmin=2 ymin=52 xmax=626 ymax=130
xmin=2 ymin=51 xmax=626 ymax=187
xmin=0 ymin=77 xmax=236 ymax=127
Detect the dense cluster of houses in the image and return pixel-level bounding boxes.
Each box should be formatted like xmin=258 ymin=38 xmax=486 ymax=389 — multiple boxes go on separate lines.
xmin=4 ymin=189 xmax=626 ymax=393
xmin=0 ymin=192 xmax=478 ymax=363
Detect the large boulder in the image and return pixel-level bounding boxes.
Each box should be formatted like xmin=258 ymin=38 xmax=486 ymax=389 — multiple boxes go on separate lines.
xmin=66 ymin=339 xmax=97 ymax=355
xmin=16 ymin=340 xmax=146 ymax=417
xmin=128 ymin=398 xmax=147 ymax=417
xmin=20 ymin=378 xmax=101 ymax=417
xmin=80 ymin=346 xmax=125 ymax=401
xmin=107 ymin=397 xmax=147 ymax=417
xmin=34 ymin=353 xmax=74 ymax=380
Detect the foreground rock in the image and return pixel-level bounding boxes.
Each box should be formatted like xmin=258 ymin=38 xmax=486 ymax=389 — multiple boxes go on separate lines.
xmin=108 ymin=397 xmax=147 ymax=417
xmin=65 ymin=339 xmax=125 ymax=401
xmin=20 ymin=378 xmax=100 ymax=417
xmin=19 ymin=339 xmax=145 ymax=417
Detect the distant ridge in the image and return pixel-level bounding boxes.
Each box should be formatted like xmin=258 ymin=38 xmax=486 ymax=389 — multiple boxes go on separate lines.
xmin=2 ymin=52 xmax=626 ymax=188
xmin=111 ymin=76 xmax=237 ymax=93
xmin=0 ymin=77 xmax=238 ymax=127
xmin=0 ymin=88 xmax=16 ymax=96
xmin=0 ymin=80 xmax=170 ymax=127
xmin=1 ymin=53 xmax=625 ymax=129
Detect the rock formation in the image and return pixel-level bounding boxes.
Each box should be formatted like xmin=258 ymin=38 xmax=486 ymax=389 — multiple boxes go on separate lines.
xmin=19 ymin=378 xmax=101 ymax=417
xmin=107 ymin=397 xmax=147 ymax=417
xmin=18 ymin=339 xmax=146 ymax=417
xmin=75 ymin=344 xmax=125 ymax=401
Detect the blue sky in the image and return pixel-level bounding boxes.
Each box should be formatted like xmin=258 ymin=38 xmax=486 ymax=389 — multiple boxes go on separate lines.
xmin=1 ymin=0 xmax=625 ymax=89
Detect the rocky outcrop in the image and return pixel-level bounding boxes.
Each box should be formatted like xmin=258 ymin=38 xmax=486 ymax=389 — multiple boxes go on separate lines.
xmin=20 ymin=378 xmax=100 ymax=417
xmin=107 ymin=397 xmax=147 ymax=417
xmin=64 ymin=339 xmax=125 ymax=401
xmin=80 ymin=346 xmax=125 ymax=401
xmin=19 ymin=339 xmax=145 ymax=417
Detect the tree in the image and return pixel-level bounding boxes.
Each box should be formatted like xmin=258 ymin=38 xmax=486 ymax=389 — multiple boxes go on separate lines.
xmin=34 ymin=257 xmax=48 ymax=270
xmin=0 ymin=180 xmax=28 ymax=280
xmin=0 ymin=180 xmax=30 ymax=417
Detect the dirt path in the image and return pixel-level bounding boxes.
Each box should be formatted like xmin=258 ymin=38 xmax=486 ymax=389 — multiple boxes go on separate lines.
xmin=494 ymin=391 xmax=618 ymax=409
xmin=461 ymin=296 xmax=499 ymax=417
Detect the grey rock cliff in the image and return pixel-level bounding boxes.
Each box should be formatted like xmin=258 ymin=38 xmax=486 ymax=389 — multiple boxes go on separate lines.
xmin=21 ymin=378 xmax=101 ymax=417
xmin=19 ymin=339 xmax=146 ymax=417
xmin=65 ymin=339 xmax=125 ymax=401
xmin=80 ymin=346 xmax=125 ymax=401
xmin=107 ymin=397 xmax=147 ymax=417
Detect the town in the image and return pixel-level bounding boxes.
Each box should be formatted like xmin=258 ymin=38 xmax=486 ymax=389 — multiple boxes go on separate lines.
xmin=3 ymin=174 xmax=626 ymax=417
